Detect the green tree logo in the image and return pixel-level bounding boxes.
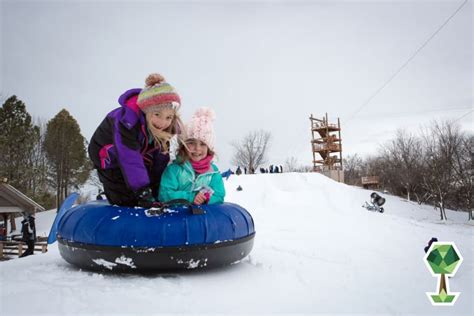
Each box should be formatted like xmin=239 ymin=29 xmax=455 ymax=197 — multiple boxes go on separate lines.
xmin=424 ymin=242 xmax=463 ymax=306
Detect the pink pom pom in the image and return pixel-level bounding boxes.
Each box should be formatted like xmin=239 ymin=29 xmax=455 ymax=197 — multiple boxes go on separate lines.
xmin=193 ymin=107 xmax=215 ymax=121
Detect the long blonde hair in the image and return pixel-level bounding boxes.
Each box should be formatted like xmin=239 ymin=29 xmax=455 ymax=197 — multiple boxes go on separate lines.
xmin=145 ymin=109 xmax=185 ymax=153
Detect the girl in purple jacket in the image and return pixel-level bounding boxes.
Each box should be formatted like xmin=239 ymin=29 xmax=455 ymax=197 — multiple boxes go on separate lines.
xmin=88 ymin=73 xmax=184 ymax=207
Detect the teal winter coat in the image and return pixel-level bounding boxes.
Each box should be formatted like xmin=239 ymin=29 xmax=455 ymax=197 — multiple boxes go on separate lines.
xmin=158 ymin=160 xmax=225 ymax=204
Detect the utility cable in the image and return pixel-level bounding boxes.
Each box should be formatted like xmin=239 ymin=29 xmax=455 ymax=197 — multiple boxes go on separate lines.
xmin=452 ymin=109 xmax=473 ymax=123
xmin=347 ymin=0 xmax=469 ymax=122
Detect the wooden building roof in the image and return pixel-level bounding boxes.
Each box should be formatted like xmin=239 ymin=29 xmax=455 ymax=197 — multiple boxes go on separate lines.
xmin=0 ymin=182 xmax=45 ymax=214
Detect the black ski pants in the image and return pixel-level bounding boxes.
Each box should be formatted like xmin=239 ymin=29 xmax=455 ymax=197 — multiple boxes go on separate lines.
xmin=97 ymin=168 xmax=138 ymax=207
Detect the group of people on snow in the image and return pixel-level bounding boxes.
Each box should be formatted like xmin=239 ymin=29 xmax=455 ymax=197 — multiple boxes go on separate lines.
xmin=88 ymin=73 xmax=225 ymax=209
xmin=235 ymin=165 xmax=283 ymax=175
xmin=260 ymin=165 xmax=283 ymax=174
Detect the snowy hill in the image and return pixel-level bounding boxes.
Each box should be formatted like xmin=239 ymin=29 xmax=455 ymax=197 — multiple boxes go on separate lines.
xmin=1 ymin=173 xmax=472 ymax=315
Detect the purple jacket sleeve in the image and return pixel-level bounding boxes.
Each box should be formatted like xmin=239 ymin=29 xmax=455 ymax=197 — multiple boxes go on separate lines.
xmin=113 ymin=110 xmax=150 ymax=192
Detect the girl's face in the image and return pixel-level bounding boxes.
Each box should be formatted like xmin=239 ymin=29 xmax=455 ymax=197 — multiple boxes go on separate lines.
xmin=186 ymin=139 xmax=209 ymax=162
xmin=148 ymin=108 xmax=175 ymax=131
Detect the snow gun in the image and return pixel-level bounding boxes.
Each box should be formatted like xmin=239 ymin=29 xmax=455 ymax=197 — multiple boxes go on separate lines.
xmin=362 ymin=192 xmax=386 ymax=213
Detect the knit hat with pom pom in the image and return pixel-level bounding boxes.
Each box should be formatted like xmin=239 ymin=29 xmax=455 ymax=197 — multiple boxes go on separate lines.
xmin=137 ymin=73 xmax=181 ymax=113
xmin=186 ymin=107 xmax=216 ymax=150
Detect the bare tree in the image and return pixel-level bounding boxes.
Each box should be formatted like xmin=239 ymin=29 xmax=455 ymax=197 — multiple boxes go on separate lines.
xmin=337 ymin=120 xmax=471 ymax=219
xmin=420 ymin=121 xmax=462 ymax=220
xmin=363 ymin=155 xmax=390 ymax=188
xmin=284 ymin=156 xmax=299 ymax=172
xmin=383 ymin=130 xmax=423 ymax=201
xmin=231 ymin=130 xmax=271 ymax=174
xmin=452 ymin=135 xmax=473 ymax=220
xmin=283 ymin=157 xmax=313 ymax=173
xmin=343 ymin=154 xmax=364 ymax=185
xmin=29 ymin=118 xmax=49 ymax=196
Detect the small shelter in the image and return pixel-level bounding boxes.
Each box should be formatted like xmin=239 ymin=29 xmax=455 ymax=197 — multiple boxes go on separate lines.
xmin=0 ymin=179 xmax=45 ymax=233
xmin=361 ymin=176 xmax=380 ymax=190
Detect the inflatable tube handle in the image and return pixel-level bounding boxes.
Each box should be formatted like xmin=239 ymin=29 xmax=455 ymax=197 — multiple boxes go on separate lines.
xmin=164 ymin=199 xmax=205 ymax=215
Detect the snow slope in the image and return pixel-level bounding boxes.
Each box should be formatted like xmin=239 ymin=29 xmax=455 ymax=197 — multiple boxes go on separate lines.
xmin=1 ymin=172 xmax=472 ymax=315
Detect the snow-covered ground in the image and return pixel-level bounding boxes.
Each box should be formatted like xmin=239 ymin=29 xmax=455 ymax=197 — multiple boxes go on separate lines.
xmin=1 ymin=173 xmax=472 ymax=315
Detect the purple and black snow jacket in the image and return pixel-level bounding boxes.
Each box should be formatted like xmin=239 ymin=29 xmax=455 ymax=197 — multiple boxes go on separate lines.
xmin=88 ymin=89 xmax=170 ymax=193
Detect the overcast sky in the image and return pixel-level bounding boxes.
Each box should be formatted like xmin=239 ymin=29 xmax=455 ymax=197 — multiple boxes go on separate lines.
xmin=2 ymin=0 xmax=472 ymax=170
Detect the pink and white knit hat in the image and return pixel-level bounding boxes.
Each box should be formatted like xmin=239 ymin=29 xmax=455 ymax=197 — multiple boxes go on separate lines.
xmin=186 ymin=107 xmax=216 ymax=150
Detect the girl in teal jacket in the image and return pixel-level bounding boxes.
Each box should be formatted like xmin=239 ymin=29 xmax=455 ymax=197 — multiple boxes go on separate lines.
xmin=159 ymin=107 xmax=225 ymax=205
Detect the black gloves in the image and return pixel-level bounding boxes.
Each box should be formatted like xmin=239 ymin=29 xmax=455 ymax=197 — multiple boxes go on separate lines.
xmin=136 ymin=186 xmax=153 ymax=201
xmin=135 ymin=187 xmax=161 ymax=209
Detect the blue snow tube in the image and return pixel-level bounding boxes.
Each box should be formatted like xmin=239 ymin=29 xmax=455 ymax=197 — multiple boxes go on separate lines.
xmin=56 ymin=201 xmax=255 ymax=272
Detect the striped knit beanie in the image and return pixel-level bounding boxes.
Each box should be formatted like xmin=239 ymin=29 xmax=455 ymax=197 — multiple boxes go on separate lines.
xmin=137 ymin=73 xmax=181 ymax=113
xmin=186 ymin=107 xmax=216 ymax=150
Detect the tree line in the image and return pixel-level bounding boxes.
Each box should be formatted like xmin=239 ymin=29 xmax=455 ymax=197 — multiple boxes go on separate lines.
xmin=2 ymin=96 xmax=470 ymax=220
xmin=344 ymin=120 xmax=472 ymax=220
xmin=0 ymin=95 xmax=90 ymax=209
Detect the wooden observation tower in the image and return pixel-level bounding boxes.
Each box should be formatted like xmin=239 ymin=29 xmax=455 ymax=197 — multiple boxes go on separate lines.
xmin=310 ymin=113 xmax=344 ymax=182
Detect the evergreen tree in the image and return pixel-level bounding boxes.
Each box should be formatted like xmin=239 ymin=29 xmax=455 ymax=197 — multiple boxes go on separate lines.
xmin=44 ymin=109 xmax=90 ymax=207
xmin=0 ymin=95 xmax=39 ymax=192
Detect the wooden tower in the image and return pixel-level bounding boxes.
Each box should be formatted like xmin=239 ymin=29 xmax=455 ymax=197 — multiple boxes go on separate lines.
xmin=310 ymin=113 xmax=344 ymax=182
